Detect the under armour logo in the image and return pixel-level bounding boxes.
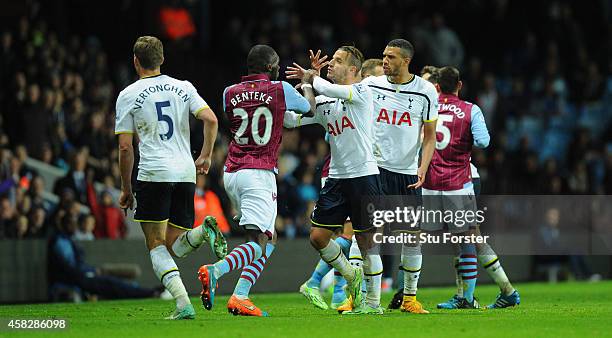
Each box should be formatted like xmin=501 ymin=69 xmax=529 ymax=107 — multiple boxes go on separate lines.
xmin=272 ymin=192 xmax=277 ymax=201
xmin=323 ymin=110 xmax=331 ymax=115
xmin=377 ymin=95 xmax=386 ymax=100
xmin=408 ymin=98 xmax=414 ymax=109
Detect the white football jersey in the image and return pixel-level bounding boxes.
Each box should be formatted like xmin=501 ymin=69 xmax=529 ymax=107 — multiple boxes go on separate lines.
xmin=285 ymin=77 xmax=378 ymax=179
xmin=115 ymin=74 xmax=208 ymax=183
xmin=362 ymin=75 xmax=439 ymax=175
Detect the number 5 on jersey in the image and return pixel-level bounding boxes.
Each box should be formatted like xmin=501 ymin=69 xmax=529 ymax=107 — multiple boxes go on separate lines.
xmin=233 ymin=107 xmax=273 ymax=145
xmin=435 ymin=114 xmax=453 ymax=150
xmin=155 ymin=101 xmax=174 ymax=141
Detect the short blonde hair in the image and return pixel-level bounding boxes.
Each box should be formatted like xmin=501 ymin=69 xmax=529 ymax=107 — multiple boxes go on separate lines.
xmin=133 ymin=36 xmax=164 ymax=70
xmin=361 ymin=58 xmax=383 ymax=77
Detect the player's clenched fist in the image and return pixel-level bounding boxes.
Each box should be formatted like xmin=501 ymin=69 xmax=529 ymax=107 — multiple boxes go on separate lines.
xmin=118 ymin=190 xmax=134 ymax=210
xmin=195 ymin=155 xmax=212 ymax=175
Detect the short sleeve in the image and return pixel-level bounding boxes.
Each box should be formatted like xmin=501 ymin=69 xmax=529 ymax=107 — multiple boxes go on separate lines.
xmin=114 ymin=91 xmax=134 ymax=134
xmin=185 ymin=81 xmax=209 ymax=117
xmin=422 ymin=81 xmax=439 ymax=122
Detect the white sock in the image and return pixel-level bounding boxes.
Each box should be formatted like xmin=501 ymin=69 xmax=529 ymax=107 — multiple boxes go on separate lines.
xmin=401 ymin=244 xmax=422 ymax=296
xmin=363 ymin=251 xmax=383 ymax=308
xmin=150 ymin=245 xmax=190 ymax=309
xmin=479 ymin=248 xmax=515 ymax=296
xmin=348 ymin=237 xmax=366 ymax=293
xmin=172 ymin=226 xmax=208 ymax=258
xmin=319 ymin=240 xmax=355 ymax=282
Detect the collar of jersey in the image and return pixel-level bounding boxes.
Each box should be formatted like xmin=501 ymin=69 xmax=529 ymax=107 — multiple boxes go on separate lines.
xmin=242 ymin=73 xmax=270 ymax=82
xmin=439 ymin=93 xmax=459 ymax=102
xmin=140 ymin=73 xmax=163 ymax=79
xmin=386 ymin=73 xmax=415 ymax=86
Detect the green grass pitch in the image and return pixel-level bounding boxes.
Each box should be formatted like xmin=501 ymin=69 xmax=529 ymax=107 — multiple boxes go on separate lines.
xmin=1 ymin=281 xmax=611 ymax=337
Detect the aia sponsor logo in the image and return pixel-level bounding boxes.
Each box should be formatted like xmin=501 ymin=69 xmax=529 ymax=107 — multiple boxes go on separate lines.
xmin=327 ymin=116 xmax=356 ymax=136
xmin=376 ymin=108 xmax=412 ymax=126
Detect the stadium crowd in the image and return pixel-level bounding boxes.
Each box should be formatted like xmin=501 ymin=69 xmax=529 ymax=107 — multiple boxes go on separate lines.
xmin=0 ymin=0 xmax=611 ymax=241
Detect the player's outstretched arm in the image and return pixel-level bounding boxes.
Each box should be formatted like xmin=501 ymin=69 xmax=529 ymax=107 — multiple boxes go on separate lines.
xmin=283 ymin=110 xmax=320 ymax=129
xmin=286 ymin=63 xmax=353 ymax=101
xmin=195 ymin=107 xmax=218 ymax=175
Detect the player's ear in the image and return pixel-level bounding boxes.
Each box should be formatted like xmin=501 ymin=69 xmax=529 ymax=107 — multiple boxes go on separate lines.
xmin=159 ymin=56 xmax=164 ymax=66
xmin=457 ymin=80 xmax=463 ymax=92
xmin=434 ymin=83 xmax=441 ymax=94
xmin=133 ymin=55 xmax=140 ymax=70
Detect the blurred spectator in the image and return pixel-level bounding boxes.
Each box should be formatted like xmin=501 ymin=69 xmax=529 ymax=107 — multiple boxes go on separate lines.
xmin=28 ymin=206 xmax=48 ymax=238
xmin=14 ymin=215 xmax=29 ymax=239
xmin=20 ymin=84 xmax=50 ymax=160
xmin=74 ymin=214 xmax=95 ymax=241
xmin=92 ymin=191 xmax=126 ymax=239
xmin=47 ymin=213 xmax=162 ymax=301
xmin=419 ymin=13 xmax=464 ymax=67
xmin=53 ymin=148 xmax=89 ymax=206
xmin=534 ymin=207 xmax=602 ymax=283
xmin=477 ymin=73 xmax=498 ymax=128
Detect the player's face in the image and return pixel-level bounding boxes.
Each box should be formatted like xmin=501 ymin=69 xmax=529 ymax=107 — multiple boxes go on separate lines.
xmin=383 ymin=47 xmax=408 ymax=76
xmin=327 ymin=50 xmax=350 ymax=84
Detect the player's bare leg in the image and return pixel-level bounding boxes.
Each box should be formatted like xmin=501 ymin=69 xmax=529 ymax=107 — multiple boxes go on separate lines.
xmin=142 ymin=221 xmax=194 ymax=320
xmin=165 ymin=217 xmax=227 ymax=259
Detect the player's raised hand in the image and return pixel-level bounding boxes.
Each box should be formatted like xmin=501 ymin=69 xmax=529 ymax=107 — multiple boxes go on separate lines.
xmin=118 ymin=189 xmax=134 ymax=212
xmin=195 ymin=155 xmax=212 ymax=175
xmin=286 ymin=63 xmax=308 ymax=80
xmin=407 ymin=167 xmax=426 ymax=189
xmin=309 ymin=49 xmax=329 ymax=75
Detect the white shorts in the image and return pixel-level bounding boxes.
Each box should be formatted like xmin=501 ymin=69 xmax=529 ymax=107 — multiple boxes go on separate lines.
xmin=421 ymin=185 xmax=477 ymax=233
xmin=223 ymin=169 xmax=277 ymax=237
